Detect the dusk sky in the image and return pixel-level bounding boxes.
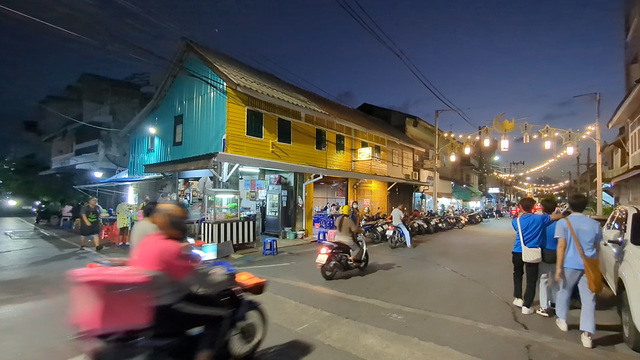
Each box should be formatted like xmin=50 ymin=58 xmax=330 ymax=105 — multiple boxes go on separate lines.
xmin=0 ymin=0 xmax=624 ymax=181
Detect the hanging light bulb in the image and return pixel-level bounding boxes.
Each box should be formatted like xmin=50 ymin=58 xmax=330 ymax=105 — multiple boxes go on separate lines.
xmin=544 ymin=140 xmax=552 ymax=150
xmin=500 ymin=134 xmax=509 ymax=152
xmin=483 ymin=138 xmax=491 ymax=147
xmin=464 ymin=144 xmax=471 ymax=155
xmin=566 ymin=145 xmax=575 ymax=156
xmin=450 ymin=152 xmax=457 ymax=162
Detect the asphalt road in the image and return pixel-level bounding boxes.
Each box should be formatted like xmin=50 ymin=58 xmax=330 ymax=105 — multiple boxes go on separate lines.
xmin=1 ymin=216 xmax=638 ymax=359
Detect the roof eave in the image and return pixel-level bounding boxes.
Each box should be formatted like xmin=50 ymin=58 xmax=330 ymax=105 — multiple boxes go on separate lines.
xmin=609 ymin=84 xmax=640 ymax=129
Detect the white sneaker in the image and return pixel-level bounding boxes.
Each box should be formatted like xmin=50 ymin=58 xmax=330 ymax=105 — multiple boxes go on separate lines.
xmin=522 ymin=306 xmax=534 ymax=315
xmin=581 ymin=332 xmax=593 ymax=348
xmin=556 ymin=318 xmax=568 ymax=332
xmin=512 ymin=298 xmax=524 ymax=307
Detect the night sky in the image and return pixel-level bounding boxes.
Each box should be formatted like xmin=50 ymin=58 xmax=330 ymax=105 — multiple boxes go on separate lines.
xmin=0 ymin=0 xmax=623 ymax=180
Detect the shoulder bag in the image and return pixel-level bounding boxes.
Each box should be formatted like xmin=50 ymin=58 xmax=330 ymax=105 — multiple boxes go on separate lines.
xmin=517 ymin=216 xmax=542 ymax=263
xmin=565 ymin=218 xmax=603 ymax=294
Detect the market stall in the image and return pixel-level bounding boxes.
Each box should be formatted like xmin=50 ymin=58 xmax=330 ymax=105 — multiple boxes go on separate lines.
xmin=199 ymin=188 xmax=257 ymax=246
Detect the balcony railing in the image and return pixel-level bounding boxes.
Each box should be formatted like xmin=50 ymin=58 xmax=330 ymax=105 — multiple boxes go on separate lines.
xmin=603 ymin=163 xmax=629 ymax=181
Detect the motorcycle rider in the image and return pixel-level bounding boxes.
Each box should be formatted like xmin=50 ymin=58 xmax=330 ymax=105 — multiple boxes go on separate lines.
xmin=332 ymin=205 xmax=364 ymax=261
xmin=128 ymin=202 xmax=225 ymax=360
xmin=391 ymin=204 xmax=412 ymax=248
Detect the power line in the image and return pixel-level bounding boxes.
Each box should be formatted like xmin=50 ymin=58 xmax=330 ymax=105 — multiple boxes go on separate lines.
xmin=335 ymin=0 xmax=477 ymax=128
xmin=41 ymin=105 xmax=120 ymax=131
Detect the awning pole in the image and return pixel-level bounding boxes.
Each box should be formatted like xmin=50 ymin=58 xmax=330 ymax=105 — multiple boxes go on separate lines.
xmin=387 ymin=182 xmax=397 ymax=191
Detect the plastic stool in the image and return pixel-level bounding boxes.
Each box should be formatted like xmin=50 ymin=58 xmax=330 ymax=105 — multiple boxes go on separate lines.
xmin=327 ymin=230 xmax=337 ymax=242
xmin=60 ymin=216 xmax=72 ymax=228
xmin=317 ymin=230 xmax=327 ymax=243
xmin=263 ymin=238 xmax=278 ymax=256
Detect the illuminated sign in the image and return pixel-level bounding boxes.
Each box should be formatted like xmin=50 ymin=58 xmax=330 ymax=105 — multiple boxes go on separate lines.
xmin=357 ymin=147 xmax=373 ymax=161
xmin=488 ymin=187 xmax=500 ymax=194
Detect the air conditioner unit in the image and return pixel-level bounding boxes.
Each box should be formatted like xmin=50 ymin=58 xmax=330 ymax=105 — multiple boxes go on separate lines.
xmin=412 ymin=171 xmax=419 ymax=180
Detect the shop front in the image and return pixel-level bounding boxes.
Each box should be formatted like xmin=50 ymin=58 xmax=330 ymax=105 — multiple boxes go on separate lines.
xmin=452 ymin=184 xmax=484 ymax=210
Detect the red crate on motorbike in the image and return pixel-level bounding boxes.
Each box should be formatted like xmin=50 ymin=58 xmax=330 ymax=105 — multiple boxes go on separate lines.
xmin=235 ymin=272 xmax=267 ymax=295
xmin=67 ymin=266 xmax=155 ymax=336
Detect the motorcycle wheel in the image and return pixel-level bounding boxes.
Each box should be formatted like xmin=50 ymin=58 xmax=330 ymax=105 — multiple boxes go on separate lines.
xmin=321 ymin=261 xmax=339 ymax=280
xmin=457 ymin=224 xmax=464 ymax=229
xmin=370 ymin=231 xmax=382 ymax=244
xmin=426 ymin=224 xmax=434 ymax=234
xmin=358 ymin=252 xmax=369 ymax=271
xmin=228 ymin=306 xmax=267 ymax=359
xmin=388 ymin=235 xmax=398 ymax=249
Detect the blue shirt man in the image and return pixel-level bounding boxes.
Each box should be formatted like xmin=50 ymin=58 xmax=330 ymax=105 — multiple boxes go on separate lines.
xmin=511 ymin=213 xmax=552 ymax=252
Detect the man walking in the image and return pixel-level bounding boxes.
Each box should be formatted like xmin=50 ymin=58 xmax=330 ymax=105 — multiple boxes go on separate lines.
xmin=80 ymin=197 xmax=103 ymax=251
xmin=512 ymin=198 xmax=562 ymax=314
xmin=554 ymin=194 xmax=602 ymax=348
xmin=537 ymin=198 xmax=559 ymax=317
xmin=391 ymin=204 xmax=412 ymax=248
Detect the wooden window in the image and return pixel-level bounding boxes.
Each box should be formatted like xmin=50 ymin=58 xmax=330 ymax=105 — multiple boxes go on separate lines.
xmin=336 ymin=134 xmax=345 ymax=154
xmin=361 ymin=141 xmax=368 ymax=148
xmin=374 ymin=145 xmax=381 ymax=159
xmin=402 ymin=151 xmax=412 ymax=167
xmin=246 ymin=109 xmax=263 ymax=138
xmin=392 ymin=149 xmax=400 ymax=165
xmin=173 ymin=114 xmax=183 ymax=146
xmin=316 ymin=128 xmax=326 ymax=150
xmin=277 ymin=118 xmax=292 ymax=144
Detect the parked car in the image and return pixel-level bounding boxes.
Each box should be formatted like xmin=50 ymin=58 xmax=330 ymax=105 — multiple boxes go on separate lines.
xmin=600 ymin=205 xmax=640 ymax=351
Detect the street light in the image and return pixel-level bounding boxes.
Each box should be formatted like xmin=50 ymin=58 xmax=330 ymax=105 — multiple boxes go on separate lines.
xmin=494 ymin=155 xmax=500 ymax=161
xmin=148 ymin=127 xmax=157 ymax=134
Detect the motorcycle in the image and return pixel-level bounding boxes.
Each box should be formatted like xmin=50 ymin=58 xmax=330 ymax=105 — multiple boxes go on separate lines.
xmin=316 ymin=234 xmax=369 ymax=280
xmin=69 ymin=261 xmax=267 ymax=360
xmin=361 ymin=219 xmax=383 ymax=243
xmin=386 ymin=224 xmax=407 ymax=248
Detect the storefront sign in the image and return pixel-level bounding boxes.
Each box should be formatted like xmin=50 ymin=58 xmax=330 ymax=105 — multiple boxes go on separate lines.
xmin=488 ymin=187 xmax=500 ymax=194
xmin=363 ymin=198 xmax=371 ymax=207
xmin=357 ymin=147 xmax=373 ymax=160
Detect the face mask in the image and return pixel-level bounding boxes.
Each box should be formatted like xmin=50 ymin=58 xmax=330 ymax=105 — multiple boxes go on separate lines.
xmin=353 ymin=205 xmax=358 ymax=209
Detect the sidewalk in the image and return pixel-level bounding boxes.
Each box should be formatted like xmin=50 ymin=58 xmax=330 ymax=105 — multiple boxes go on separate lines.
xmin=33 ymin=221 xmax=318 ymax=259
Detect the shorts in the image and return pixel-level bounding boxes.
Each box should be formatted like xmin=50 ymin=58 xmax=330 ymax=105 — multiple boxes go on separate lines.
xmin=81 ymin=226 xmax=100 ymax=238
xmin=119 ymin=227 xmax=129 ymax=235
xmin=81 ymin=232 xmax=99 ymax=239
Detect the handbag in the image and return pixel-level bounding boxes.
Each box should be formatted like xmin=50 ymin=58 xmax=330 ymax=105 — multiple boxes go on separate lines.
xmin=565 ymin=218 xmax=603 ymax=294
xmin=517 ymin=216 xmax=542 ymax=263
xmin=542 ymin=248 xmax=557 ymax=264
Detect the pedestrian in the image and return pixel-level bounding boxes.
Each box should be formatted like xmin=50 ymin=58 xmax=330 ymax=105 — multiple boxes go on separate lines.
xmin=349 ymin=200 xmax=360 ymax=224
xmin=130 ymin=201 xmax=159 ymax=250
xmin=116 ymin=201 xmax=133 ymax=246
xmin=554 ymin=194 xmax=603 ymax=348
xmin=80 ymin=197 xmax=103 ymax=251
xmin=536 ymin=197 xmax=560 ymax=317
xmin=391 ymin=204 xmax=412 ymax=248
xmin=511 ymin=197 xmax=563 ymax=314
xmin=139 ymin=195 xmax=151 ymax=210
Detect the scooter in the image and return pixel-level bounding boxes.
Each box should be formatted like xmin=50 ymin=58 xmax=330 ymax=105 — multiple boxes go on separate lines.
xmin=69 ymin=261 xmax=268 ymax=359
xmin=361 ymin=219 xmax=383 ymax=243
xmin=386 ymin=224 xmax=407 ymax=249
xmin=316 ymin=234 xmax=369 ymax=280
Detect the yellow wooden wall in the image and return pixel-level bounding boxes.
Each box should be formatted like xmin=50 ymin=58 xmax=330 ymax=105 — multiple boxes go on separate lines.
xmin=226 ymin=88 xmax=394 ymax=175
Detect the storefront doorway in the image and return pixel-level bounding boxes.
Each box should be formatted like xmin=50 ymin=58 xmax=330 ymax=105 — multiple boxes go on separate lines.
xmin=313 ymin=177 xmax=348 ymax=211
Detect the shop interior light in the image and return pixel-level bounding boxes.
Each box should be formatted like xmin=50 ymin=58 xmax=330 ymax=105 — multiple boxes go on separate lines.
xmin=544 ymin=140 xmax=552 ymax=150
xmin=239 ymin=167 xmax=260 ymax=173
xmin=449 ymin=152 xmax=456 ymax=162
xmin=483 ymin=138 xmax=491 ymax=147
xmin=93 ymin=171 xmax=103 ymax=178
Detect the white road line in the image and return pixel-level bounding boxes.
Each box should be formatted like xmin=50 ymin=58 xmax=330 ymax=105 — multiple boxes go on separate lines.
xmin=236 ymin=262 xmax=293 ymax=269
xmin=16 ymin=218 xmax=107 ymax=258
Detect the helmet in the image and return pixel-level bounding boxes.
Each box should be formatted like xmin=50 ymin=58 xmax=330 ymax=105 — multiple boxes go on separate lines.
xmin=364 ymin=207 xmax=370 ymax=214
xmin=340 ymin=205 xmax=351 ymax=216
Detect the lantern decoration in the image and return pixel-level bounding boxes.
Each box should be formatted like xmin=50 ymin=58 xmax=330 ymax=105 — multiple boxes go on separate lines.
xmin=544 ymin=139 xmax=552 ymax=150
xmin=520 ymin=122 xmax=532 ymax=144
xmin=500 ymin=134 xmax=510 ymax=152
xmin=464 ymin=143 xmax=472 ymax=155
xmin=449 ymin=152 xmax=456 ymax=162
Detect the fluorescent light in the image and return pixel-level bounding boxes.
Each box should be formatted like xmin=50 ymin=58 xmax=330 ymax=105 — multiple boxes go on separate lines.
xmin=127 ymin=186 xmax=135 ymax=204
xmin=239 ymin=167 xmax=260 ymax=173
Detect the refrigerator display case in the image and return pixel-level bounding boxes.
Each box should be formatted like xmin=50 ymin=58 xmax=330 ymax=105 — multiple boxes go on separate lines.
xmin=203 ymin=189 xmax=240 ymax=220
xmin=265 ymin=184 xmax=290 ymax=235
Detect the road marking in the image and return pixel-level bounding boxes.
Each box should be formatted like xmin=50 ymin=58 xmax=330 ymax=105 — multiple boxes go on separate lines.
xmin=236 ymin=262 xmax=293 ymax=269
xmin=261 ymin=292 xmax=480 ymax=360
xmin=262 ymin=276 xmax=630 ymax=359
xmin=16 ymin=218 xmax=107 ymax=258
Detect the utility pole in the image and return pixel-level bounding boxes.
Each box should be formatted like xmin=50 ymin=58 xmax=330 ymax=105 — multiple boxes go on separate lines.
xmin=433 ymin=109 xmax=457 ymax=213
xmin=574 ymin=92 xmax=603 ymax=216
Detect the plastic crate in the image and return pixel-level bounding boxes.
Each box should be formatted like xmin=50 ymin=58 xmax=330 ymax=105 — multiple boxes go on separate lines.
xmin=67 ymin=266 xmax=155 ymax=336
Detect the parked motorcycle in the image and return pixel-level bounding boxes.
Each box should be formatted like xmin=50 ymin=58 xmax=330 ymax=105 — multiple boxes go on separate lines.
xmin=361 ymin=219 xmax=384 ymax=243
xmin=68 ymin=262 xmax=268 ymax=360
xmin=316 ymin=234 xmax=369 ymax=280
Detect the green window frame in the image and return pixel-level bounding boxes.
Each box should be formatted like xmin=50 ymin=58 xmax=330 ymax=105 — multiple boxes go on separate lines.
xmin=336 ymin=134 xmax=345 ymax=154
xmin=316 ymin=128 xmax=326 ymax=150
xmin=246 ymin=109 xmax=263 ymax=138
xmin=277 ymin=118 xmax=292 ymax=144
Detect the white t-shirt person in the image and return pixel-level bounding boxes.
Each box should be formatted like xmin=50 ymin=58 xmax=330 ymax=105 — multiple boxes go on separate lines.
xmin=391 ymin=207 xmax=404 ymax=226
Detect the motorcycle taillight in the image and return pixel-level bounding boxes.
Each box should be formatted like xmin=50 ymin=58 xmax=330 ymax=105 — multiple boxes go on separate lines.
xmin=388 ymin=225 xmax=393 ymax=230
xmin=320 ymin=247 xmax=329 ymax=254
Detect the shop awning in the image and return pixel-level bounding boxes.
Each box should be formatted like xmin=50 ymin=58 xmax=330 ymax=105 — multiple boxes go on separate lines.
xmin=452 ymin=185 xmax=483 ymax=201
xmin=74 ymin=172 xmax=163 ymax=190
xmin=144 ymin=152 xmax=428 ymax=187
